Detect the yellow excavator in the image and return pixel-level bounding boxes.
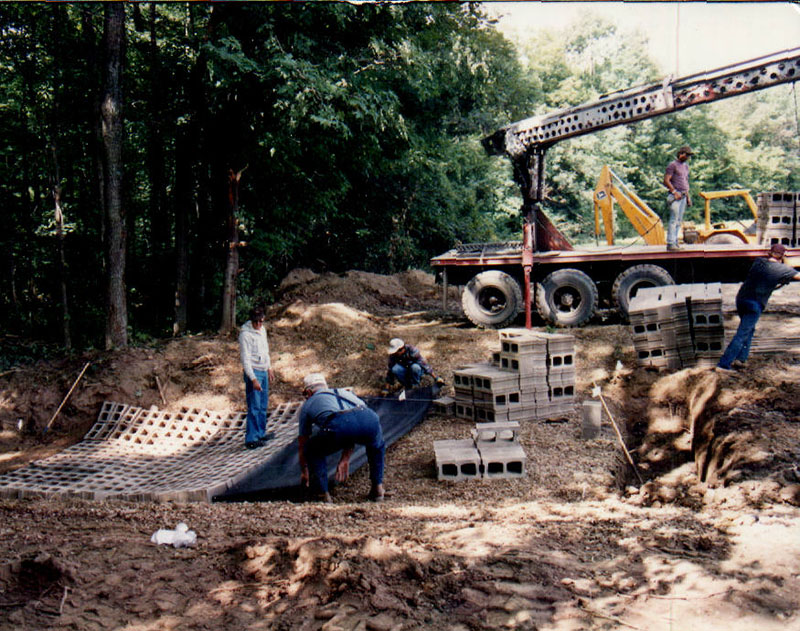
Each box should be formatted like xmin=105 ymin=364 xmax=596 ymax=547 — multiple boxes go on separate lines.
xmin=593 ymin=165 xmax=758 ymax=246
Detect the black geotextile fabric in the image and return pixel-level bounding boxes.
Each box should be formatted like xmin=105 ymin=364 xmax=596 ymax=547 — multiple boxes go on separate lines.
xmin=216 ymin=385 xmax=438 ymax=501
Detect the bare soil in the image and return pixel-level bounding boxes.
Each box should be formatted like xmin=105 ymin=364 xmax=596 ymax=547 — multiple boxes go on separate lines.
xmin=1 ymin=268 xmax=800 ymax=631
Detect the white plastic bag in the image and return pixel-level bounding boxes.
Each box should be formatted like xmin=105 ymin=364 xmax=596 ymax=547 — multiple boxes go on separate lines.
xmin=151 ymin=522 xmax=197 ymax=548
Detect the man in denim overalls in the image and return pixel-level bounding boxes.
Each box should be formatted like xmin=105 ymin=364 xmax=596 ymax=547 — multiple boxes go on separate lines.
xmin=298 ymin=373 xmax=387 ymax=503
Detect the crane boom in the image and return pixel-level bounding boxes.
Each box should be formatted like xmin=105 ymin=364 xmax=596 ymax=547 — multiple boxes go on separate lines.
xmin=483 ymin=47 xmax=800 ymax=159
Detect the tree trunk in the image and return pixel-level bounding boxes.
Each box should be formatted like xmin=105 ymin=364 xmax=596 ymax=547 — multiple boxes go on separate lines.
xmin=51 ymin=145 xmax=71 ymax=350
xmin=219 ymin=168 xmax=244 ymax=335
xmin=147 ymin=3 xmax=168 ymax=249
xmin=82 ymin=6 xmax=106 ymax=258
xmin=102 ymin=3 xmax=127 ymax=349
xmin=173 ymin=130 xmax=191 ymax=336
xmin=172 ymin=4 xmax=207 ymax=337
xmin=147 ymin=2 xmax=171 ymax=331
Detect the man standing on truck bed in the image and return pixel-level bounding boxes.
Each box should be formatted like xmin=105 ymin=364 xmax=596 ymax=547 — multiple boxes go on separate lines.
xmin=717 ymin=243 xmax=800 ymax=371
xmin=663 ymin=145 xmax=694 ymax=251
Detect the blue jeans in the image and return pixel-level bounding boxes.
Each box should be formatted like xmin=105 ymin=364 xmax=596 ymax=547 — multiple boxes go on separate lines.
xmin=666 ymin=194 xmax=687 ymax=246
xmin=305 ymin=408 xmax=385 ymax=494
xmin=244 ymin=370 xmax=268 ymax=444
xmin=718 ymin=299 xmax=762 ymax=368
xmin=391 ymin=363 xmax=423 ymax=388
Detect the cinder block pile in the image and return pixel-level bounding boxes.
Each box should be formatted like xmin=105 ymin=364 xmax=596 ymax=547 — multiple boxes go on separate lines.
xmin=629 ymin=283 xmax=724 ymax=369
xmin=452 ymin=329 xmax=576 ymax=423
xmin=720 ymin=284 xmax=800 ymax=356
xmin=757 ymin=191 xmax=799 ymax=247
xmin=434 ymin=421 xmax=527 ymax=481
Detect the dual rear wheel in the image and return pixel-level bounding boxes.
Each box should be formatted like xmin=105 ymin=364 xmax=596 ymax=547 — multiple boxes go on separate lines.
xmin=461 ymin=264 xmax=674 ymax=328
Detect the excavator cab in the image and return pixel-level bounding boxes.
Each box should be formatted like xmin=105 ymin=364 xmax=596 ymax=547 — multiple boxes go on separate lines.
xmin=692 ymin=190 xmax=759 ymax=244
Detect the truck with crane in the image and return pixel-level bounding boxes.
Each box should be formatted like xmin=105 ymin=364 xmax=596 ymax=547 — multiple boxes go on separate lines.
xmin=431 ymin=48 xmax=800 ymax=328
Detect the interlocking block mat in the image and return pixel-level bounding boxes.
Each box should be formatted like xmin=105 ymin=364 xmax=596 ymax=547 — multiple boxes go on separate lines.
xmin=0 ymin=401 xmax=301 ymax=502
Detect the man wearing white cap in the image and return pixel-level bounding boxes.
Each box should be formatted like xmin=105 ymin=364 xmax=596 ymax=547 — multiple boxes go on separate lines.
xmin=382 ymin=338 xmax=442 ymax=395
xmin=297 ymin=373 xmax=387 ymax=502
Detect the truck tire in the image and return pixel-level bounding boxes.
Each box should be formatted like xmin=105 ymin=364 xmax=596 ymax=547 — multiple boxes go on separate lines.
xmin=612 ymin=264 xmax=674 ymax=321
xmin=704 ymin=233 xmax=745 ymax=244
xmin=461 ymin=270 xmax=523 ymax=329
xmin=535 ymin=269 xmax=597 ymax=327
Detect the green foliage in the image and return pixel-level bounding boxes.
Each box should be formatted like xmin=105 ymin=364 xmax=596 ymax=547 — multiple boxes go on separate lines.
xmin=0 ymin=5 xmax=797 ymax=352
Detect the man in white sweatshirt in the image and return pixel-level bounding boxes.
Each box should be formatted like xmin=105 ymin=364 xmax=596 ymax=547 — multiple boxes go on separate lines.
xmin=239 ymin=306 xmax=274 ymax=448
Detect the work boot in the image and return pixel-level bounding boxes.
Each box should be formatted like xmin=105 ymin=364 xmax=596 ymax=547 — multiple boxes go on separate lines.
xmin=368 ymin=484 xmax=393 ymax=502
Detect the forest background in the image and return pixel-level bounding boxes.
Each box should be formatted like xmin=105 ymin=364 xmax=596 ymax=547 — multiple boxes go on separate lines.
xmin=1 ymin=2 xmax=798 ymax=363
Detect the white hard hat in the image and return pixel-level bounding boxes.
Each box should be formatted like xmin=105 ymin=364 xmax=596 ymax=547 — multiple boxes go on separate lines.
xmin=303 ymin=373 xmax=328 ymax=391
xmin=388 ymin=338 xmax=404 ymax=354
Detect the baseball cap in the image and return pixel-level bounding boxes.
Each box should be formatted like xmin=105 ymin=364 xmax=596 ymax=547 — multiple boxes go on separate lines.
xmin=303 ymin=373 xmax=328 ymax=390
xmin=678 ymin=145 xmax=694 ymax=156
xmin=388 ymin=338 xmax=404 ymax=354
xmin=769 ymin=243 xmax=787 ymax=257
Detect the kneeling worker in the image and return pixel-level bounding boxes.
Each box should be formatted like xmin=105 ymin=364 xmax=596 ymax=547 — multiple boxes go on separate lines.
xmin=383 ymin=338 xmax=443 ymax=394
xmin=298 ymin=373 xmax=387 ymax=503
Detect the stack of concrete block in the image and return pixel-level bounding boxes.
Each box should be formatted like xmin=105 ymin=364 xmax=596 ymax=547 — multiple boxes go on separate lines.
xmin=721 ymin=284 xmax=800 ymax=357
xmin=629 ymin=285 xmax=682 ymax=369
xmin=629 ymin=284 xmax=725 ymax=369
xmin=689 ymin=283 xmax=724 ymax=366
xmin=434 ymin=421 xmax=526 ymax=481
xmin=452 ymin=329 xmax=576 ymax=422
xmin=757 ymin=191 xmax=798 ymax=246
xmin=545 ymin=333 xmax=577 ymax=416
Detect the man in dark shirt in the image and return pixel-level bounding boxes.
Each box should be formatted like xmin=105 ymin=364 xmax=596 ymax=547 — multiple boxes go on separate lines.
xmin=383 ymin=338 xmax=443 ymax=393
xmin=717 ymin=243 xmax=800 ymax=370
xmin=663 ymin=145 xmax=693 ymax=251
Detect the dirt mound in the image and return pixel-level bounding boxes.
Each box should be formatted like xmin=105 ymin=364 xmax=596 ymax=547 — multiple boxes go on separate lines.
xmin=274 ymin=268 xmax=449 ymax=316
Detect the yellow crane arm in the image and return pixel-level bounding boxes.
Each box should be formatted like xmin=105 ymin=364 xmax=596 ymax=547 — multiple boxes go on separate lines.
xmin=594 ymin=165 xmax=666 ymax=245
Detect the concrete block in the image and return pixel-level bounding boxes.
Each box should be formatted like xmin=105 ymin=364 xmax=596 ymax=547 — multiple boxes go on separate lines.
xmin=478 ymin=442 xmax=527 ymax=479
xmin=508 ymin=406 xmax=538 ymax=422
xmin=474 ymin=421 xmax=520 ymax=444
xmin=454 ymin=402 xmax=475 ymax=420
xmin=432 ymin=396 xmax=455 ymax=416
xmin=434 ymin=439 xmax=482 ymax=481
xmin=581 ymin=401 xmax=602 ymax=439
xmin=499 ymin=353 xmax=545 ymax=376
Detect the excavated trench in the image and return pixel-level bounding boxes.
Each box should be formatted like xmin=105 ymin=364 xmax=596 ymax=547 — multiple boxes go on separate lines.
xmin=612 ymin=368 xmax=785 ymax=502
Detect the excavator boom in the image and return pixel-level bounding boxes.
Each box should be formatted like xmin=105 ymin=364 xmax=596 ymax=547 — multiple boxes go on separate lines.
xmin=593 ymin=166 xmax=666 ymax=245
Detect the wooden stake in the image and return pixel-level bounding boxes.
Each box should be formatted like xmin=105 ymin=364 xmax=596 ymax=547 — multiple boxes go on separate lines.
xmin=155 ymin=375 xmax=167 ymax=406
xmin=592 ymin=381 xmax=644 ymax=486
xmin=45 ymin=362 xmax=90 ymax=433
